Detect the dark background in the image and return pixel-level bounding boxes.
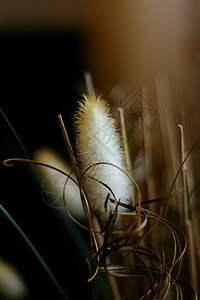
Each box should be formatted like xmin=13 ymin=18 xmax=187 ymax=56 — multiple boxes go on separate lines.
xmin=0 ymin=29 xmax=94 ymax=300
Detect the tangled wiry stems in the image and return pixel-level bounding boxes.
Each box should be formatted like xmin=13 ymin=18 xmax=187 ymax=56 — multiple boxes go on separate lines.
xmin=89 ymin=202 xmax=189 ymax=299
xmin=77 ymin=162 xmax=194 ymax=299
xmin=3 ymin=158 xmax=197 ymax=299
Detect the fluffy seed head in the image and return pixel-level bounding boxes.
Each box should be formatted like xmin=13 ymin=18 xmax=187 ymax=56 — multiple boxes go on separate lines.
xmin=74 ymin=94 xmax=133 ymax=224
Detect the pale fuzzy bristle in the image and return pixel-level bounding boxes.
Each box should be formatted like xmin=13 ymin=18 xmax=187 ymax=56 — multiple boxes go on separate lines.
xmin=74 ymin=94 xmax=133 ymax=225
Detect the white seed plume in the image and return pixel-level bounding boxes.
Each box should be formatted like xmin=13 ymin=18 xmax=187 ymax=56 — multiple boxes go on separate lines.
xmin=33 ymin=147 xmax=86 ymax=221
xmin=74 ymin=94 xmax=133 ymax=225
xmin=0 ymin=257 xmax=28 ymax=299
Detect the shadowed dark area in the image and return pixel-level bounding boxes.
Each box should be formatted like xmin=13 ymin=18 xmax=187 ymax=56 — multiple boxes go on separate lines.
xmin=0 ymin=29 xmax=95 ymax=300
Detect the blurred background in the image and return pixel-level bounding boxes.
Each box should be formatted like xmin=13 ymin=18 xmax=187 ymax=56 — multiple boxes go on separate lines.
xmin=0 ymin=0 xmax=200 ymax=299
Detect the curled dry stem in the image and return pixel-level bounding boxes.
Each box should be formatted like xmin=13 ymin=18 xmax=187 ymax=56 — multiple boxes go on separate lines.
xmin=3 ymin=158 xmax=194 ymax=299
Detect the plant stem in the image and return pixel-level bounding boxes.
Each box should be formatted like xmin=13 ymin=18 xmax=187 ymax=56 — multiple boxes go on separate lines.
xmin=57 ymin=114 xmax=81 ymax=182
xmin=0 ymin=204 xmax=68 ymax=300
xmin=84 ymin=71 xmax=95 ymax=96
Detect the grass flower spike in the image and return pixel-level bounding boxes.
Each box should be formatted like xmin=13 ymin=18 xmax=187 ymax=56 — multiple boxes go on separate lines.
xmin=74 ymin=94 xmax=133 ymax=225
